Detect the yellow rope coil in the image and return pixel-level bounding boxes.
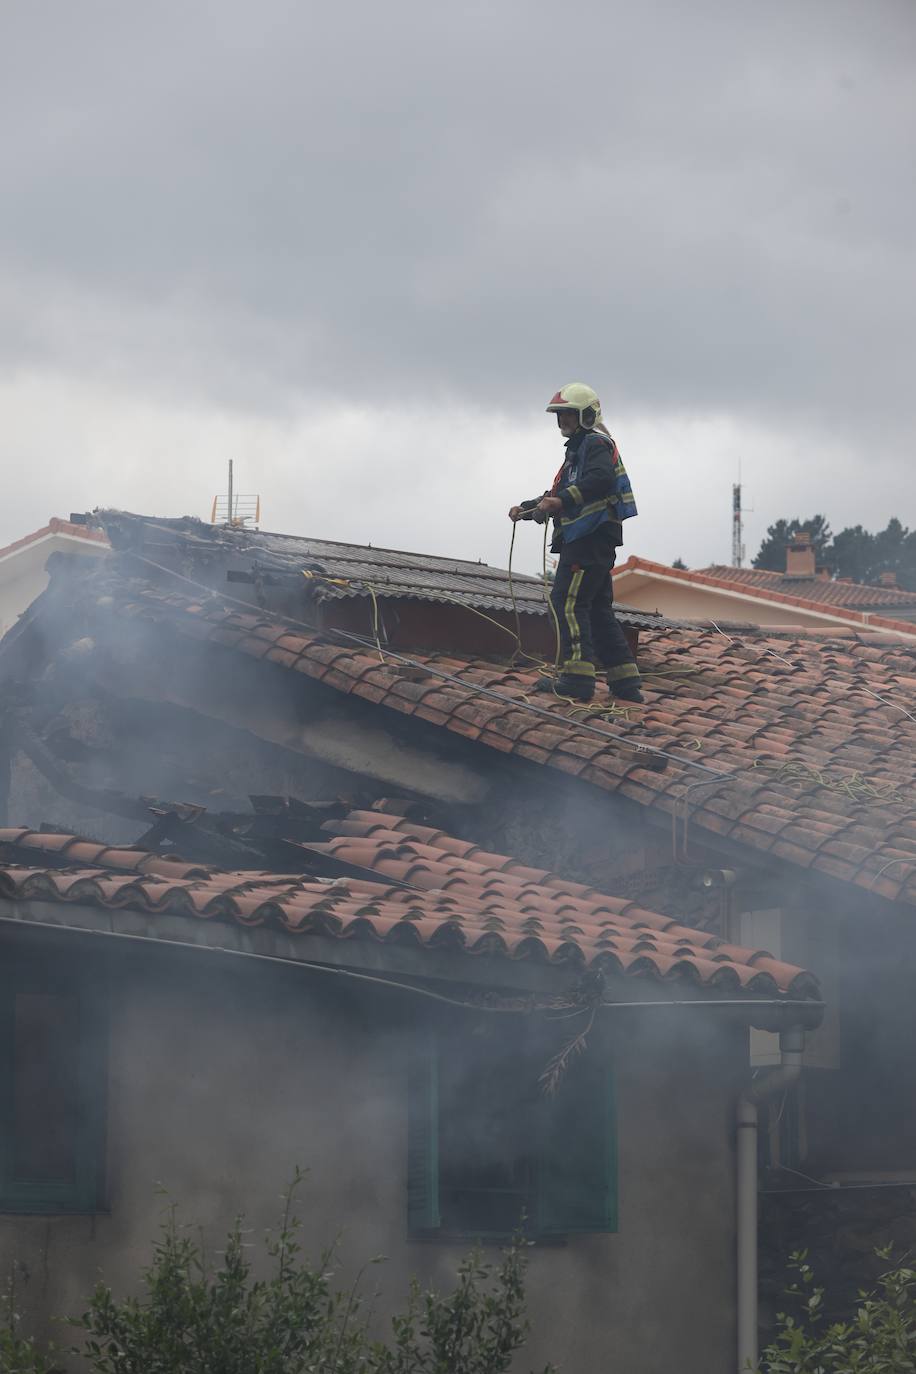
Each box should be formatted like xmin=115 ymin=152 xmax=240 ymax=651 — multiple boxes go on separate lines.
xmin=752 ymin=756 xmax=902 ymax=804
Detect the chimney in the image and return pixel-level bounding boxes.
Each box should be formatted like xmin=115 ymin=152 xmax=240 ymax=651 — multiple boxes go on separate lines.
xmin=879 ymin=571 xmax=898 ymax=588
xmin=785 ymin=533 xmax=816 ymax=579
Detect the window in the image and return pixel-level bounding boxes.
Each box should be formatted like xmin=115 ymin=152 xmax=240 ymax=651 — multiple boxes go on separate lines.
xmin=407 ymin=1017 xmax=616 ymax=1239
xmin=0 ymin=954 xmax=107 ymax=1213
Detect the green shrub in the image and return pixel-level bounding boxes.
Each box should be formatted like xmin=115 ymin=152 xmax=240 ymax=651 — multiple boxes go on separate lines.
xmin=760 ymin=1247 xmax=916 ymax=1372
xmin=1 ymin=1264 xmax=58 ymax=1374
xmin=70 ymin=1170 xmax=554 ymax=1374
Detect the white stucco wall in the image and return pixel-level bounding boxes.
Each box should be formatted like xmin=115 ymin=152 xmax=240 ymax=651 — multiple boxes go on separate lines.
xmin=615 ymin=573 xmax=887 ymax=632
xmin=0 ymin=930 xmax=747 ymax=1374
xmin=0 ymin=534 xmax=108 ymax=637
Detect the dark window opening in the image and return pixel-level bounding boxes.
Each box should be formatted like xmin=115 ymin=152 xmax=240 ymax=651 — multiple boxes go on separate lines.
xmin=13 ymin=991 xmax=80 ymax=1184
xmin=0 ymin=956 xmax=107 ymax=1214
xmin=438 ymin=1045 xmax=539 ymax=1236
xmin=408 ymin=1017 xmax=616 ymax=1240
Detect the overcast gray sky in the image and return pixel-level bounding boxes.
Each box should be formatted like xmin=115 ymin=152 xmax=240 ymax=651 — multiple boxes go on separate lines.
xmin=1 ymin=0 xmax=914 ymax=574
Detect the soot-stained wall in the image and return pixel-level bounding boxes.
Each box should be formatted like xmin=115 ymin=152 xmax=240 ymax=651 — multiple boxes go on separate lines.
xmin=0 ymin=932 xmax=746 ymax=1374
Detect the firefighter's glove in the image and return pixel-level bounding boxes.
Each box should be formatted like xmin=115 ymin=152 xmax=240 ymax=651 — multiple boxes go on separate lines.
xmin=509 ymin=499 xmax=542 ymax=523
xmin=536 ymin=496 xmax=563 ymax=519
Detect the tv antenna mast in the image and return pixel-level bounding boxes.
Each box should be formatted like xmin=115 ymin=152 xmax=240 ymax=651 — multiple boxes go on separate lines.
xmin=211 ymin=460 xmax=261 ymax=528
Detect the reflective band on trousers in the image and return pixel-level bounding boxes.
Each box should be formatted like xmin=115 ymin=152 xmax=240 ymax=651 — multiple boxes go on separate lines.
xmin=607 ymin=661 xmax=641 ymax=681
xmin=563 ymin=568 xmax=586 ymax=663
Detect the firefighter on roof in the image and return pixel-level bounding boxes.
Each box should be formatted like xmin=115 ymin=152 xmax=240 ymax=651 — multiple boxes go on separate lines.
xmin=509 ymin=382 xmax=643 ymax=704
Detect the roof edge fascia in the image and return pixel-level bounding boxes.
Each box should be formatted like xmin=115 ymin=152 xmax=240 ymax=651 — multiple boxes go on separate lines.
xmin=0 ymin=526 xmax=109 ymax=568
xmin=0 ymin=898 xmax=818 ymax=1026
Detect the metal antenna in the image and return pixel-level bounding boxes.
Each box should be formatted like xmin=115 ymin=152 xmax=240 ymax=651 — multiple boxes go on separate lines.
xmin=209 ymin=462 xmax=261 ymax=528
xmin=732 ymin=465 xmax=745 ymax=568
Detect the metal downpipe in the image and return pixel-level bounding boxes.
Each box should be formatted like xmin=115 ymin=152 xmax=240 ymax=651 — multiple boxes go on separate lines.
xmin=737 ymin=1025 xmax=805 ymax=1372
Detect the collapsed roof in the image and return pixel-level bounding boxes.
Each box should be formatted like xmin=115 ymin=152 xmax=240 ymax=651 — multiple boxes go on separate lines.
xmin=0 ymin=800 xmax=819 ymax=1017
xmin=3 ymin=510 xmax=916 ymax=918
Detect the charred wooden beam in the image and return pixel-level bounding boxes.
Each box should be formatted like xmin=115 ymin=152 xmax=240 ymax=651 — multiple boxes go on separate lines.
xmin=14 ymin=718 xmax=154 ymax=822
xmin=248 ymin=795 xmax=350 ymax=820
xmin=133 ymin=797 xmax=355 ymax=870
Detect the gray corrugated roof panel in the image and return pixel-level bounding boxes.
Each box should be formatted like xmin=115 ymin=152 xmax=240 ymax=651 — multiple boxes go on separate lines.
xmin=92 ymin=512 xmax=684 ymax=629
xmin=241 ymin=531 xmax=684 ymax=625
xmin=312 ymin=579 xmax=679 ymax=629
xmin=251 ymin=530 xmax=548 ymax=608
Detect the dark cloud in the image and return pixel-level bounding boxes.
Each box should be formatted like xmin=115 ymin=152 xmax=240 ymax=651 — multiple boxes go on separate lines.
xmin=1 ymin=0 xmax=915 ymax=450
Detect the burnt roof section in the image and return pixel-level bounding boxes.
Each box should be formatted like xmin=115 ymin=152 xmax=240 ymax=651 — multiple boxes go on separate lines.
xmin=67 ymin=572 xmax=916 ymax=910
xmin=0 ymin=806 xmax=820 ymax=1005
xmin=89 ymin=510 xmax=678 ymax=630
xmin=15 ymin=539 xmax=916 ymax=912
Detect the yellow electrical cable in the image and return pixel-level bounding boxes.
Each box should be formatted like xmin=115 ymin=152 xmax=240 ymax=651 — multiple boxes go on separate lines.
xmin=367 ymin=585 xmax=384 ymax=663
xmin=302 ymin=539 xmax=637 ymax=715
xmin=506 ymin=520 xmax=523 ymax=661
xmin=510 ymin=516 xmax=644 ymax=697
xmin=127 ymin=551 xmax=734 ymax=777
xmin=299 ymin=533 xmax=559 ymax=679
xmin=751 ymin=756 xmax=902 ymax=803
xmin=152 ymin=539 xmax=916 ymax=857
xmin=505 ymin=517 xmax=559 ymax=673
xmin=506 ymin=513 xmax=562 ymax=674
xmin=305 ymin=553 xmax=557 ymax=674
xmin=541 ymin=520 xmax=563 ymax=670
xmin=639 ymin=666 xmax=704 ymax=679
xmin=301 ymin=565 xmax=654 ymax=741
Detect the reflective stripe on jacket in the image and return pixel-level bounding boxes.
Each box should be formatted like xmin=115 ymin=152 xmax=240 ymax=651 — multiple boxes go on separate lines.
xmin=554 ymin=431 xmax=638 ymax=544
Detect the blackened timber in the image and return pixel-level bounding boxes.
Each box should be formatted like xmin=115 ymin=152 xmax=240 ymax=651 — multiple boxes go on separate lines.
xmin=15 ymin=719 xmax=153 ymax=822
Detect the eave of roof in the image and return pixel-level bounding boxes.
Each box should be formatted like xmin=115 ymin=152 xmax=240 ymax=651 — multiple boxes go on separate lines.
xmin=0 ymin=818 xmax=818 ymax=1007
xmin=0 ymin=518 xmax=109 ymax=566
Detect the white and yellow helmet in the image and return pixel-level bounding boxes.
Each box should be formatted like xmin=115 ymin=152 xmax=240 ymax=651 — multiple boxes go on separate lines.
xmin=545 ymin=382 xmax=602 ymax=429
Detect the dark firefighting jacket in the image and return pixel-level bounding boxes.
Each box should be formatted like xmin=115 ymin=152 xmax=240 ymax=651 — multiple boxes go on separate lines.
xmin=521 ymin=429 xmax=637 ymax=559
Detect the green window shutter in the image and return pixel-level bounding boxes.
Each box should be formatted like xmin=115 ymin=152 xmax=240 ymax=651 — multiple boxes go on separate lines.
xmin=406 ymin=1033 xmax=440 ymax=1234
xmin=536 ymin=1053 xmax=617 ymax=1236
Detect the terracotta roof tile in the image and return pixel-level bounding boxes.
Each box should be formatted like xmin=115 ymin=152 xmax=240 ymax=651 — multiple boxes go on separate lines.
xmin=0 ymin=830 xmax=209 ymax=881
xmin=0 ymin=814 xmax=817 ymax=1001
xmin=700 ymin=564 xmax=916 ymax=610
xmin=32 ymin=575 xmax=916 ymax=911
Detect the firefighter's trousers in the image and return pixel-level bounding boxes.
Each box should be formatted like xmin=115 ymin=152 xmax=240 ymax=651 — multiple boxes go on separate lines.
xmin=550 ymin=552 xmax=642 ymax=690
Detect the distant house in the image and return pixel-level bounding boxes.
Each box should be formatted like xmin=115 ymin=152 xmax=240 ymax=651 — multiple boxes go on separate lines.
xmin=0 ymin=518 xmax=108 ymax=638
xmin=2 ymin=511 xmax=916 ymax=1370
xmin=614 ymin=534 xmax=916 ymax=640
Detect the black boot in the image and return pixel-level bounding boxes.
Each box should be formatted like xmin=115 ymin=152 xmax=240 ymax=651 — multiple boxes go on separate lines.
xmin=535 ymin=673 xmax=596 ymax=703
xmin=607 ymin=676 xmax=644 ymax=704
